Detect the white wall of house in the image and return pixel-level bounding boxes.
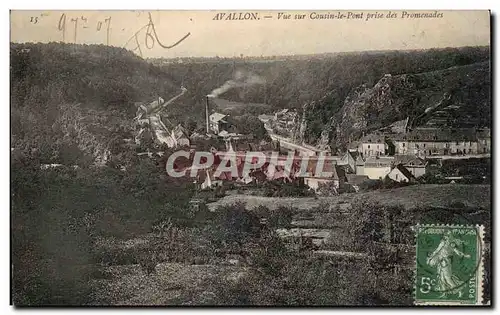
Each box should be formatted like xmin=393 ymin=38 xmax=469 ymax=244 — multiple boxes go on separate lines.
xmin=177 ymin=138 xmax=190 ymax=147
xmin=362 ymin=166 xmax=391 ymax=180
xmin=355 ymin=165 xmax=364 ymax=176
xmin=395 ymin=141 xmax=407 ymax=154
xmin=478 ymin=138 xmax=491 ymax=153
xmin=299 ymin=150 xmax=317 ymax=157
xmin=304 ymin=178 xmax=338 ymax=191
xmin=209 ymin=121 xmax=220 ymax=134
xmin=387 ymin=168 xmax=410 ymax=182
xmin=395 ymin=140 xmax=479 ymax=156
xmin=339 ymin=152 xmax=357 ymax=174
xmin=449 ymin=141 xmax=478 ymax=154
xmin=358 ymin=143 xmax=385 ymax=157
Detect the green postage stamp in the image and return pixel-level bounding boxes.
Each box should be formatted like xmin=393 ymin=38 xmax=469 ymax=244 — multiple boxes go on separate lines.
xmin=414 ymin=225 xmax=485 ymax=305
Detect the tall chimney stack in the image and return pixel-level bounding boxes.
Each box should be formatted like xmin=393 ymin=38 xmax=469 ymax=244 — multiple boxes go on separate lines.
xmin=205 ymin=96 xmax=210 ymax=134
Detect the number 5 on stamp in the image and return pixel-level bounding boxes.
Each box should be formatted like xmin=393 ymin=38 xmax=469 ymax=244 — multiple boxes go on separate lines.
xmin=414 ymin=224 xmax=485 ymax=305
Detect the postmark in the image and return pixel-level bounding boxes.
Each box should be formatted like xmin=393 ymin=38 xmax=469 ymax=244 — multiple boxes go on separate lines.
xmin=414 ymin=224 xmax=484 ymax=305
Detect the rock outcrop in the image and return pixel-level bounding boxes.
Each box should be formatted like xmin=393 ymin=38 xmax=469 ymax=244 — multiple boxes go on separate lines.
xmin=327 ymin=61 xmax=490 ymax=150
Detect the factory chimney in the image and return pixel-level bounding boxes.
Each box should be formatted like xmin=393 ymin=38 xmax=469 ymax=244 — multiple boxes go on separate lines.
xmin=205 ymin=95 xmax=210 ymax=134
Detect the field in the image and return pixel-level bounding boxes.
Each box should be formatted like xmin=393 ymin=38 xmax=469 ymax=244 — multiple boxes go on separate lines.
xmin=208 ymin=184 xmax=491 ymax=212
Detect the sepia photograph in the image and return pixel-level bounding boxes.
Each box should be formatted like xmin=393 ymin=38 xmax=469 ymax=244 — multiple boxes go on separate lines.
xmin=9 ymin=9 xmax=491 ymax=306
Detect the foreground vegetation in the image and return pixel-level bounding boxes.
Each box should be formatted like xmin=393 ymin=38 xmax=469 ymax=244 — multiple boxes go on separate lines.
xmin=12 ymin=149 xmax=490 ymax=305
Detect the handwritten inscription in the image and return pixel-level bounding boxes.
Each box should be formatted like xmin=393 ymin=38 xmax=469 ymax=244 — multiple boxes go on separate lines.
xmin=123 ymin=12 xmax=191 ymax=57
xmin=57 ymin=13 xmax=111 ymax=44
xmin=25 ymin=11 xmax=190 ymax=55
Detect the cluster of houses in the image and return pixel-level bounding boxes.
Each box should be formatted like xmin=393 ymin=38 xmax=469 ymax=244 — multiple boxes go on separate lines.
xmin=352 ymin=127 xmax=491 ymax=158
xmin=389 ymin=128 xmax=491 ymax=156
xmin=318 ymin=126 xmax=491 ymax=190
xmin=269 ymin=109 xmax=298 ymax=137
xmin=189 ymin=148 xmax=425 ymax=193
xmin=193 ymin=123 xmax=490 ymax=193
xmin=136 ymin=95 xmax=490 ymax=194
xmin=298 ymin=150 xmax=426 ymax=193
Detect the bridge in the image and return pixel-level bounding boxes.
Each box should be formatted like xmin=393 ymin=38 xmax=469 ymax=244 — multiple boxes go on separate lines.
xmin=265 ymin=129 xmax=325 ymax=157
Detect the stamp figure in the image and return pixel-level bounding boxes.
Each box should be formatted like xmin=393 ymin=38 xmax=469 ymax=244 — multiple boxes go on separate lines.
xmin=415 ymin=225 xmax=484 ymax=305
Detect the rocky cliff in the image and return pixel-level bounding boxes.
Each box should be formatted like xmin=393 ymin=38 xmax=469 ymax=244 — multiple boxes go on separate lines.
xmin=329 ymin=61 xmax=490 ymax=150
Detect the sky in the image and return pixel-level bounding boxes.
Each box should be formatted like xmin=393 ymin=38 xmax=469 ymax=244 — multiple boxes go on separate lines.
xmin=10 ymin=10 xmax=490 ymax=58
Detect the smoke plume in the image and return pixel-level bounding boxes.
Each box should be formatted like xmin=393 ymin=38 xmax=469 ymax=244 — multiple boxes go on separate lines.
xmin=207 ymin=70 xmax=266 ymax=98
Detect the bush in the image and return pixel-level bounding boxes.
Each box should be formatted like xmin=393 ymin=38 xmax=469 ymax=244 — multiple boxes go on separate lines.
xmin=210 ymin=202 xmax=262 ymax=248
xmin=253 ymin=205 xmax=295 ymax=228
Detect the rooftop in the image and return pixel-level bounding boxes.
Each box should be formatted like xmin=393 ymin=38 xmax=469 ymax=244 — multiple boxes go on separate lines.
xmin=394 ymin=164 xmax=415 ymax=180
xmin=359 ymin=133 xmax=386 ymax=144
xmin=392 ymin=128 xmax=478 ymax=142
xmin=210 ymin=112 xmax=228 ymax=122
xmin=363 ymin=156 xmax=394 ymax=167
xmin=393 ymin=154 xmax=425 ymax=166
xmin=305 ymin=159 xmax=339 ymax=179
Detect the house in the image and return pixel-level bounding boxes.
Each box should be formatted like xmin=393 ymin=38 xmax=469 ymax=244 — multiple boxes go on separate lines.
xmin=477 ymin=128 xmax=491 ymax=154
xmin=393 ymin=154 xmax=427 ymax=178
xmin=339 ymin=150 xmax=362 ymax=174
xmin=147 ymin=115 xmax=176 ymax=148
xmin=355 ymin=154 xmax=366 ymax=176
xmin=361 ymin=156 xmax=394 ymax=180
xmin=172 ymin=124 xmax=190 ymax=147
xmin=274 ymin=108 xmax=290 ymax=120
xmin=387 ymin=164 xmax=414 ymax=183
xmin=270 ymin=109 xmax=298 ymax=136
xmin=136 ymin=97 xmax=165 ymax=117
xmin=357 ymin=134 xmax=388 ymax=157
xmin=392 ymin=128 xmax=479 ymax=156
xmin=274 ymin=108 xmax=297 ymax=123
xmin=303 ymin=159 xmax=344 ymax=191
xmin=344 ymin=174 xmax=370 ymax=192
xmin=209 ymin=112 xmax=230 ymax=134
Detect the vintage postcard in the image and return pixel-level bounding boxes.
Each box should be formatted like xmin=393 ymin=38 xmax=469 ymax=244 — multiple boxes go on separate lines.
xmin=10 ymin=10 xmax=491 ymax=306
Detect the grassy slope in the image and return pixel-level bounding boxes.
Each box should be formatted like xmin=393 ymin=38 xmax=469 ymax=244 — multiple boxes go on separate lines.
xmin=208 ymin=184 xmax=491 ymax=211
